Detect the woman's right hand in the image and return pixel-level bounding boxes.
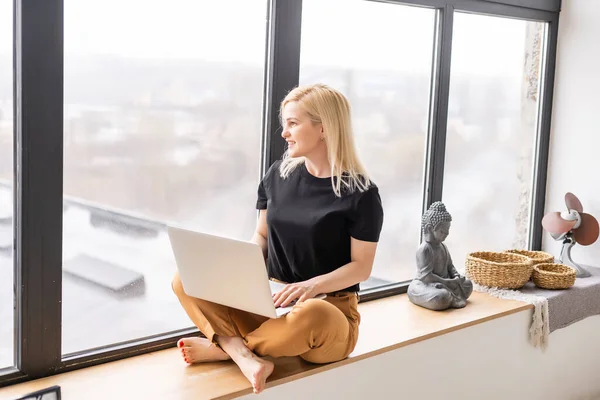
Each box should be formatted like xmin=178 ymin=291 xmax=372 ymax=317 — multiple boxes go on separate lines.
xmin=272 ymin=280 xmax=320 ymax=308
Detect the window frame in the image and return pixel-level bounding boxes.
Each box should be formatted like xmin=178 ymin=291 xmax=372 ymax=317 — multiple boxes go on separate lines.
xmin=1 ymin=0 xmax=559 ymax=387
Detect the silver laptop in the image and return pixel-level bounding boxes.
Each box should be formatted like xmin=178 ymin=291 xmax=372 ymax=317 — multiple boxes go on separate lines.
xmin=167 ymin=226 xmax=322 ymax=319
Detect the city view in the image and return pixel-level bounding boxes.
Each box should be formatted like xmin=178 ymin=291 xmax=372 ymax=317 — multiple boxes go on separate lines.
xmin=0 ymin=0 xmax=543 ymax=366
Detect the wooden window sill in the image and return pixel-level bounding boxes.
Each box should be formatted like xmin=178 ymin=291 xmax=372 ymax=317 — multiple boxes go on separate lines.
xmin=0 ymin=292 xmax=531 ymax=400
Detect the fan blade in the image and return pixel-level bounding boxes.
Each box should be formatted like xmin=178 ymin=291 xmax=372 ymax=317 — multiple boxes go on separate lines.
xmin=565 ymin=192 xmax=584 ymax=213
xmin=542 ymin=211 xmax=576 ymax=235
xmin=573 ymin=213 xmax=600 ymax=246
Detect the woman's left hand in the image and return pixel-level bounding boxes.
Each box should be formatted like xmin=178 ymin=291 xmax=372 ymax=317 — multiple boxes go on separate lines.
xmin=273 ymin=280 xmax=319 ymax=308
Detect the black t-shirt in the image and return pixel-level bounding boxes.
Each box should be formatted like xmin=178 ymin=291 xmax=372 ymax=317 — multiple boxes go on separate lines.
xmin=256 ymin=160 xmax=384 ymax=292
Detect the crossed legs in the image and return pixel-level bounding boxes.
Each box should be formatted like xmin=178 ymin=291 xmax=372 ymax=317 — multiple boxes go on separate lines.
xmin=171 ymin=272 xmax=359 ymax=394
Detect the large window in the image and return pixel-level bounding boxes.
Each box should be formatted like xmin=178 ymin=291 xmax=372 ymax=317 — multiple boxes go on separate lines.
xmin=62 ymin=0 xmax=268 ymax=354
xmin=299 ymin=0 xmax=435 ymax=285
xmin=0 ymin=0 xmax=13 ymax=369
xmin=443 ymin=14 xmax=545 ymax=269
xmin=1 ymin=0 xmax=560 ymax=387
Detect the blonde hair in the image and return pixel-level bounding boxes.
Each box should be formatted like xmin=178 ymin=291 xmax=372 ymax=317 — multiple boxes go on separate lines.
xmin=278 ymin=83 xmax=371 ymax=197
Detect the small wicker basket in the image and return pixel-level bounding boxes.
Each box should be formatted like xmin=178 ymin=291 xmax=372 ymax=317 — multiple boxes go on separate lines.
xmin=465 ymin=251 xmax=534 ymax=289
xmin=504 ymin=249 xmax=555 ymax=266
xmin=532 ymin=263 xmax=576 ymax=289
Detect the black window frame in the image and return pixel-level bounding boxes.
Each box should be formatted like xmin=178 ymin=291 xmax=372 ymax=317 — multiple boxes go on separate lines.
xmin=0 ymin=0 xmax=560 ymax=387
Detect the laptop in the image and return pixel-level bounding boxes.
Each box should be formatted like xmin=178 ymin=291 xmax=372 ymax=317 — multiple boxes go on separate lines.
xmin=167 ymin=226 xmax=324 ymax=319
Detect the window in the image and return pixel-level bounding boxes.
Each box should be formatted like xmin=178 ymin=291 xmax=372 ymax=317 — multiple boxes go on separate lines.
xmin=443 ymin=13 xmax=545 ymax=269
xmin=0 ymin=0 xmax=13 ymax=368
xmin=299 ymin=0 xmax=436 ymax=286
xmin=62 ymin=0 xmax=268 ymax=355
xmin=1 ymin=0 xmax=560 ymax=386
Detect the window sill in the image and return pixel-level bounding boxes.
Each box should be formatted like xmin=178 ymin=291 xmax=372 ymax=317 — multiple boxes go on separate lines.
xmin=0 ymin=292 xmax=531 ymax=400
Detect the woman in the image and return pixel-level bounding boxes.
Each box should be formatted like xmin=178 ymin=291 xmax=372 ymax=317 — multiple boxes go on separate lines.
xmin=172 ymin=83 xmax=384 ymax=394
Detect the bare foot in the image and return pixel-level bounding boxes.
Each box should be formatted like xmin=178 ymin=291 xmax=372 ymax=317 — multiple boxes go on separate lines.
xmin=235 ymin=349 xmax=275 ymax=394
xmin=216 ymin=336 xmax=275 ymax=394
xmin=177 ymin=337 xmax=230 ymax=364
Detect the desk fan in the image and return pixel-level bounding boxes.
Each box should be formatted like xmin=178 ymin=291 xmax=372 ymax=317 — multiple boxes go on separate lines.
xmin=541 ymin=192 xmax=599 ymax=278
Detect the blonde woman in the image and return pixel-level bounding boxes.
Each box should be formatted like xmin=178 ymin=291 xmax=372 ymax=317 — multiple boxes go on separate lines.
xmin=172 ymin=83 xmax=384 ymax=394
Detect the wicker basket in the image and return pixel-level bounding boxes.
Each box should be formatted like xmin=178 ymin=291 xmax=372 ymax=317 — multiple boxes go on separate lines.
xmin=504 ymin=249 xmax=554 ymax=265
xmin=532 ymin=263 xmax=576 ymax=289
xmin=465 ymin=251 xmax=534 ymax=289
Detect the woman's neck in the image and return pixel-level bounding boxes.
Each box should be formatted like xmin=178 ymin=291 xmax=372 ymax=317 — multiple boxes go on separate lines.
xmin=304 ymin=155 xmax=331 ymax=178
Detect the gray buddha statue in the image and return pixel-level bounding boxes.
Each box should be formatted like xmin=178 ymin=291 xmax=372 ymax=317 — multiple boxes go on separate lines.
xmin=407 ymin=201 xmax=473 ymax=311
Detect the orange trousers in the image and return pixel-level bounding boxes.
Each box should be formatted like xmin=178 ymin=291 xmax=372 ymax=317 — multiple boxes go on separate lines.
xmin=172 ymin=272 xmax=360 ymax=364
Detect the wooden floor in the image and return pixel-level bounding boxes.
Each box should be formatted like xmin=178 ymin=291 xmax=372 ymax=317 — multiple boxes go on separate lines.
xmin=0 ymin=292 xmax=531 ymax=400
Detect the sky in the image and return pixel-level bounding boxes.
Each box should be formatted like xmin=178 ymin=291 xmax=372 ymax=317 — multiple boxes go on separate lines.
xmin=0 ymin=0 xmax=543 ymax=75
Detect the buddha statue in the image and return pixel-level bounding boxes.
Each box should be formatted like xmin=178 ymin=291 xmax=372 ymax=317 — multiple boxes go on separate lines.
xmin=407 ymin=201 xmax=473 ymax=311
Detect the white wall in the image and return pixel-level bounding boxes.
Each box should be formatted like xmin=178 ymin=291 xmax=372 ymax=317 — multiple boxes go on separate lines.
xmin=245 ymin=312 xmax=600 ymax=400
xmin=543 ymin=0 xmax=600 ymax=264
